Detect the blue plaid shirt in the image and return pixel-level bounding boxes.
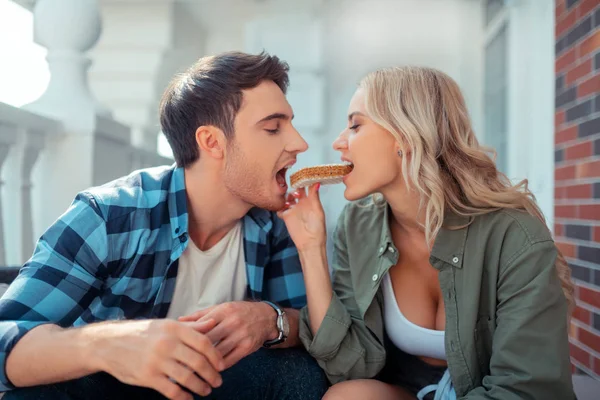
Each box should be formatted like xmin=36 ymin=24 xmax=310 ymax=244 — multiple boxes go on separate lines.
xmin=0 ymin=165 xmax=306 ymax=391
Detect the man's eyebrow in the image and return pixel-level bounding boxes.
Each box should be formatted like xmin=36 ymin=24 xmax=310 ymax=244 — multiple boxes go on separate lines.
xmin=255 ymin=113 xmax=294 ymax=125
xmin=348 ymin=111 xmax=365 ymax=121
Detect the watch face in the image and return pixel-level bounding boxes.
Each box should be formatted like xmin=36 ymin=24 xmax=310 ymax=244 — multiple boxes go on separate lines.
xmin=281 ymin=314 xmax=290 ymax=337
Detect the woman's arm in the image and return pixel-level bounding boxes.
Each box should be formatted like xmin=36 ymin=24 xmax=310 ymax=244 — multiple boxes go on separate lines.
xmin=463 ymin=240 xmax=575 ymax=399
xmin=298 ymin=246 xmax=333 ymax=334
xmin=278 ymin=188 xmax=386 ymax=384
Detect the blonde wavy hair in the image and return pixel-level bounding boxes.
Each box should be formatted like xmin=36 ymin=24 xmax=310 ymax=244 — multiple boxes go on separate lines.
xmin=360 ymin=66 xmax=574 ymax=313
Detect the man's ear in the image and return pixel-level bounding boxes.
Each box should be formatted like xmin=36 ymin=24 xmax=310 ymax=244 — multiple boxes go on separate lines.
xmin=196 ymin=125 xmax=226 ymax=159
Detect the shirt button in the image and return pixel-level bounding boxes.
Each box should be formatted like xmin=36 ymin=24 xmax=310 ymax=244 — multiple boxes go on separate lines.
xmin=452 ymin=256 xmax=459 ymax=263
xmin=179 ymin=233 xmax=188 ymax=243
xmin=379 ymin=246 xmax=384 ymax=254
xmin=372 ymin=274 xmax=378 ymax=281
xmin=388 ymin=246 xmax=395 ymax=253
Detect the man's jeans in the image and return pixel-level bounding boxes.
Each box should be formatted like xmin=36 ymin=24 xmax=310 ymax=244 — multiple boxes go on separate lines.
xmin=4 ymin=347 xmax=328 ymax=400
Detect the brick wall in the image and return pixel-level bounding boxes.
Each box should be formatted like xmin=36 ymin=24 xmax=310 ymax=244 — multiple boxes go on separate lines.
xmin=555 ymin=0 xmax=600 ymax=379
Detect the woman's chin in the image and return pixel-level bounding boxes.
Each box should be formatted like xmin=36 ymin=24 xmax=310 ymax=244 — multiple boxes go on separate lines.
xmin=343 ymin=186 xmax=362 ymax=202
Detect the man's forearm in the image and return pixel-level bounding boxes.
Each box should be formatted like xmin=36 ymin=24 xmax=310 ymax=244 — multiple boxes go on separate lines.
xmin=6 ymin=323 xmax=101 ymax=388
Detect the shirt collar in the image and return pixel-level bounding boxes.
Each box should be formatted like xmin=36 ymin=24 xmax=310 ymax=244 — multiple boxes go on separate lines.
xmin=377 ymin=202 xmax=470 ymax=268
xmin=429 ymin=211 xmax=471 ymax=269
xmin=167 ymin=165 xmax=189 ymax=240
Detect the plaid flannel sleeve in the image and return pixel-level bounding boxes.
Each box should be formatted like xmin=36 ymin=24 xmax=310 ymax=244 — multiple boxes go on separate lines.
xmin=0 ymin=192 xmax=108 ymax=391
xmin=264 ymin=213 xmax=307 ymax=309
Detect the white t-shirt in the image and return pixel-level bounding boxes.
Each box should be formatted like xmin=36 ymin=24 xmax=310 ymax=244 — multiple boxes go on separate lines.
xmin=166 ymin=221 xmax=247 ymax=319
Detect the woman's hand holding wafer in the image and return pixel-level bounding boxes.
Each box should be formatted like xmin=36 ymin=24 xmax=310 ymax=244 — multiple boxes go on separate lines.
xmin=277 ymin=184 xmax=327 ymax=252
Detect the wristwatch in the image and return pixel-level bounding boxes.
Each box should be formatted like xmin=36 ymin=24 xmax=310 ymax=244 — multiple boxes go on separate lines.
xmin=262 ymin=301 xmax=289 ymax=347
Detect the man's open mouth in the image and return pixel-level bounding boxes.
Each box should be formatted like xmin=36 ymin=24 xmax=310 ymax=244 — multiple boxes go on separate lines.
xmin=276 ymin=166 xmax=290 ymax=187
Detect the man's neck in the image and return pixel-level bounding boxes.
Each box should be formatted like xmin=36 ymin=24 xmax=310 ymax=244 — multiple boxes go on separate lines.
xmin=183 ymin=163 xmax=251 ymax=251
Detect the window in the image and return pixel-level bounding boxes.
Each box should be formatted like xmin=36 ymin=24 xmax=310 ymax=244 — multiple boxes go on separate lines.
xmin=484 ymin=23 xmax=508 ymax=173
xmin=483 ymin=2 xmax=508 ymax=173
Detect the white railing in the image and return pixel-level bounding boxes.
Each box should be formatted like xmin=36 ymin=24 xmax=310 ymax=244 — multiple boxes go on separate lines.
xmin=0 ymin=102 xmax=173 ymax=267
xmin=0 ymin=102 xmax=61 ymax=266
xmin=0 ymin=0 xmax=173 ymax=268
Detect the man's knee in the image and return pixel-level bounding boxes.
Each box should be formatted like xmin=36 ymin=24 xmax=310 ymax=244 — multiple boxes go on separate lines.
xmin=212 ymin=347 xmax=328 ymax=400
xmin=260 ymin=347 xmax=328 ymax=400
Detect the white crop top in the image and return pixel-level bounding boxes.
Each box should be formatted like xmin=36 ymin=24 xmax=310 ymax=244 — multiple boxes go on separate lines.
xmin=382 ymin=273 xmax=447 ymax=361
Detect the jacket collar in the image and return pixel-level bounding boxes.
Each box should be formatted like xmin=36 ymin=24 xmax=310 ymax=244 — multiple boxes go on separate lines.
xmin=377 ymin=202 xmax=470 ymax=269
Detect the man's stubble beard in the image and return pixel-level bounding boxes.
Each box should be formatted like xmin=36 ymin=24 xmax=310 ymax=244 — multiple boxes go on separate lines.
xmin=223 ymin=143 xmax=284 ymax=212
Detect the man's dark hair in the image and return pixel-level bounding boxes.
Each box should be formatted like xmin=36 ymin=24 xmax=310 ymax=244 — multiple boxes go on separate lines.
xmin=159 ymin=51 xmax=290 ymax=167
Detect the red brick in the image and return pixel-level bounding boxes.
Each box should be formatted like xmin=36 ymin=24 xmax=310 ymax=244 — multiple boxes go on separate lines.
xmin=573 ymin=306 xmax=591 ymax=324
xmin=555 ymin=110 xmax=566 ymax=128
xmin=565 ymin=141 xmax=593 ymax=160
xmin=594 ymin=226 xmax=600 ymax=241
xmin=579 ymin=0 xmax=599 ymax=18
xmin=555 ymin=186 xmax=566 ymax=200
xmin=580 ymin=204 xmax=600 ymax=220
xmin=556 ymin=126 xmax=578 ymax=145
xmin=571 ymin=322 xmax=578 ymax=338
xmin=556 ymin=204 xmax=578 ymax=218
xmin=576 ymin=160 xmax=600 ymax=179
xmin=556 ymin=0 xmax=566 ymax=21
xmin=566 ymin=59 xmax=592 ymax=85
xmin=579 ymin=75 xmax=600 ymax=98
xmin=579 ymin=328 xmax=600 ymax=354
xmin=566 ymin=183 xmax=593 ymax=199
xmin=595 ymin=356 xmax=600 ymax=375
xmin=555 ymin=223 xmax=565 ymax=237
xmin=579 ymin=31 xmax=600 ymax=58
xmin=556 ymin=7 xmax=578 ymax=38
xmin=571 ymin=342 xmax=592 ymax=367
xmin=556 ymin=241 xmax=577 ymax=257
xmin=557 ymin=48 xmax=577 ymax=73
xmin=556 ymin=164 xmax=576 ymax=181
xmin=580 ymin=286 xmax=600 ymax=308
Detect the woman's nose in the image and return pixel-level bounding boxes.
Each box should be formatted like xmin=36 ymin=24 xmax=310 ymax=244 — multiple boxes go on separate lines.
xmin=332 ymin=131 xmax=348 ymax=151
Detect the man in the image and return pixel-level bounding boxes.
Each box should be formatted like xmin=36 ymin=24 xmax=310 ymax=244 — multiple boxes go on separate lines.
xmin=0 ymin=51 xmax=328 ymax=400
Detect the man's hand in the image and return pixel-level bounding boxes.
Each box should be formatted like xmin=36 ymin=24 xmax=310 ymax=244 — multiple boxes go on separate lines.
xmin=93 ymin=319 xmax=225 ymax=400
xmin=179 ymin=301 xmax=278 ymax=370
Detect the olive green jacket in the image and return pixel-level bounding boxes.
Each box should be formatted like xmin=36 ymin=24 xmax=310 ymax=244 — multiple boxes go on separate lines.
xmin=299 ymin=199 xmax=575 ymax=399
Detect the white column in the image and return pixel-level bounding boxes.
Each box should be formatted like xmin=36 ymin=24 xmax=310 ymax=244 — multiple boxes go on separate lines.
xmin=23 ymin=0 xmax=103 ymax=239
xmin=26 ymin=0 xmax=108 ymax=129
xmin=4 ymin=129 xmax=46 ymax=264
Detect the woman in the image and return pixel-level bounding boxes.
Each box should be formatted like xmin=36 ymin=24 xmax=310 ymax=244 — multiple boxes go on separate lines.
xmin=278 ymin=67 xmax=575 ymax=399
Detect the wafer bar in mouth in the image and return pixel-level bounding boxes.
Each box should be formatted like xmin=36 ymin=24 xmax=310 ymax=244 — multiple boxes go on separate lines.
xmin=289 ymin=163 xmax=354 ymax=189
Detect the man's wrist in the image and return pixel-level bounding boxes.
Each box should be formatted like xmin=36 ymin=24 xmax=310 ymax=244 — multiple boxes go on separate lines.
xmin=82 ymin=321 xmax=120 ymax=374
xmin=260 ymin=301 xmax=280 ymax=342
